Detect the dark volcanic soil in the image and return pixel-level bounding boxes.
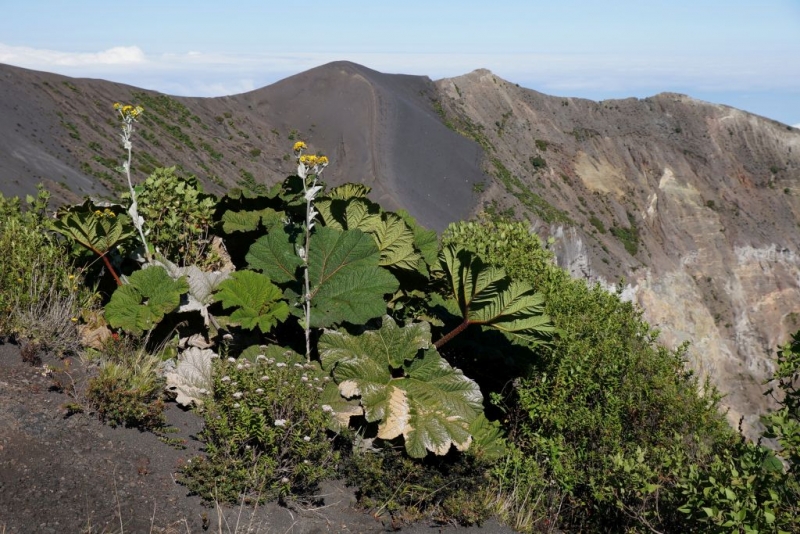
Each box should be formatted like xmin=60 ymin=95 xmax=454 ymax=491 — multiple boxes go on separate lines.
xmin=0 ymin=342 xmax=515 ymax=534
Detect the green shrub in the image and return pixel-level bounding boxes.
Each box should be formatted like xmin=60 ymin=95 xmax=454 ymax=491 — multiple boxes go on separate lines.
xmin=342 ymin=442 xmax=493 ymax=526
xmin=443 ymin=218 xmax=736 ymax=531
xmin=132 ymin=167 xmax=218 ymax=267
xmin=529 ymin=155 xmax=547 ymax=169
xmin=86 ymin=337 xmax=166 ymax=430
xmin=0 ymin=188 xmax=89 ymax=341
xmin=610 ymin=212 xmax=640 ymax=256
xmin=180 ymin=352 xmax=339 ymax=504
xmin=588 ymin=215 xmax=606 ymax=234
xmin=674 ymin=435 xmax=798 ymax=533
xmin=765 ymin=331 xmax=800 ymax=474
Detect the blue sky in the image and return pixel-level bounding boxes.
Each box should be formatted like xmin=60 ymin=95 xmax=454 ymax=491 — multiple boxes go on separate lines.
xmin=1 ymin=1 xmax=798 ymax=126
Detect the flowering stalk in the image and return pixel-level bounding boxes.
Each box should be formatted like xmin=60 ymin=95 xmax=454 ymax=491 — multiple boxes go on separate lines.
xmin=113 ymin=102 xmax=151 ymax=263
xmin=293 ymin=141 xmax=329 ymax=361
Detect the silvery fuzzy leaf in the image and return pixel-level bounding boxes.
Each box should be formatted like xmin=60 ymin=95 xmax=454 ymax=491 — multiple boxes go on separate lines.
xmin=164 ymin=347 xmax=218 ymax=407
xmin=304 ymin=185 xmax=323 ymax=202
xmin=151 ymin=256 xmax=230 ymax=326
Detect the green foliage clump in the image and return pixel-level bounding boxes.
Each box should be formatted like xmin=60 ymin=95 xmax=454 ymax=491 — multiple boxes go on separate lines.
xmin=529 ymin=155 xmax=547 ymax=169
xmin=104 ymin=265 xmax=188 ymax=335
xmin=181 ymin=353 xmax=338 ymax=503
xmin=86 ymin=337 xmax=166 ymax=430
xmin=342 ymin=443 xmax=493 ymax=526
xmin=442 ymin=219 xmax=554 ymax=286
xmin=442 ymin=218 xmax=737 ymax=531
xmin=673 ymin=435 xmax=796 ymax=533
xmin=610 ymin=212 xmax=640 ymax=256
xmin=0 ymin=188 xmax=89 ymax=345
xmin=765 ymin=335 xmax=800 ymax=471
xmin=132 ymin=167 xmax=218 ymax=267
xmin=644 ymin=330 xmax=800 ymax=533
xmin=588 ymin=215 xmax=607 ymax=234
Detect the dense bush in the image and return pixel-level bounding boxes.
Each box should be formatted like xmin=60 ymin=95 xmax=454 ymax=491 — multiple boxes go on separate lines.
xmin=442 ymin=218 xmax=741 ymax=531
xmin=130 ymin=166 xmax=218 ymax=267
xmin=85 ymin=335 xmax=167 ymax=430
xmin=180 ymin=352 xmax=339 ymax=503
xmin=342 ymin=442 xmax=494 ymax=526
xmin=0 ymin=187 xmax=89 ymax=352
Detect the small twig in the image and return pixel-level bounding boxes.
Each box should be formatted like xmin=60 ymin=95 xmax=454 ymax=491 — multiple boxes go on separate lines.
xmin=112 ymin=469 xmax=124 ymax=533
xmin=148 ymin=501 xmax=157 ymax=533
xmin=548 ymin=493 xmax=565 ymax=534
xmin=281 ymin=507 xmax=297 ymax=534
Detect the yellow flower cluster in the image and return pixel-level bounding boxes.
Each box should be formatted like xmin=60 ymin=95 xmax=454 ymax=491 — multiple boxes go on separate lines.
xmin=93 ymin=208 xmax=117 ymax=218
xmin=113 ymin=102 xmax=144 ymax=119
xmin=299 ymin=154 xmax=329 ymax=167
xmin=293 ymin=141 xmax=308 ymax=152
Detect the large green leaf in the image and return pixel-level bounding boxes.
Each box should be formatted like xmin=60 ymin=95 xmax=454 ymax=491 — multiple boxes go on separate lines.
xmin=440 ymin=245 xmax=556 ymax=345
xmin=316 ymin=199 xmax=427 ymax=273
xmin=306 ymin=227 xmax=398 ymax=328
xmin=326 ymin=183 xmax=372 ymax=200
xmin=467 ymin=414 xmax=507 ymax=461
xmin=221 ymin=207 xmax=284 ymax=233
xmin=319 ymin=316 xmax=484 ymax=458
xmin=214 ymin=270 xmax=289 ymax=332
xmin=372 ymin=213 xmax=423 ymax=271
xmin=245 ymin=226 xmax=398 ymax=328
xmin=315 ymin=197 xmax=381 ymax=232
xmin=397 ymin=209 xmax=439 ymax=271
xmin=320 ymin=314 xmax=430 ymax=370
xmin=52 ymin=200 xmax=135 ymax=255
xmin=246 ymin=229 xmax=303 ymax=284
xmin=105 ymin=265 xmax=189 ymax=335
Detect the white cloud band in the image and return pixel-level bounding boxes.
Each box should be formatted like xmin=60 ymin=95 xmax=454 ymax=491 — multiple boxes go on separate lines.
xmin=0 ymin=43 xmax=145 ymax=67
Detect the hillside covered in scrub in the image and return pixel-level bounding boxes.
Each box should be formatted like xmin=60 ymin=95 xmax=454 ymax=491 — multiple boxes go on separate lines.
xmin=1 ymin=60 xmax=800 ymax=533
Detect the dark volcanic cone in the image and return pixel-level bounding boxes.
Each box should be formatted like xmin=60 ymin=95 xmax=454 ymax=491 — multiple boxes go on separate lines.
xmin=231 ymin=61 xmax=486 ymax=230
